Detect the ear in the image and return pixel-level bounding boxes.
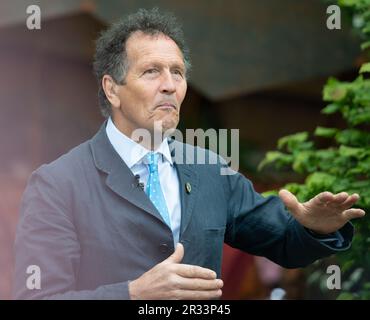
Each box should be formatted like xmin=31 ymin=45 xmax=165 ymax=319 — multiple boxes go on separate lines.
xmin=102 ymin=75 xmax=121 ymax=109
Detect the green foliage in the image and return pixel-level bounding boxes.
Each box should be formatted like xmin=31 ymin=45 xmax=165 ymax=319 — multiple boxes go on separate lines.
xmin=323 ymin=76 xmax=370 ymax=126
xmin=259 ymin=0 xmax=370 ymax=299
xmin=359 ymin=62 xmax=370 ymax=73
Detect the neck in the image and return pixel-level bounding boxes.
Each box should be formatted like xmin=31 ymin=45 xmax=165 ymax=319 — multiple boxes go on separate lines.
xmin=110 ymin=117 xmax=164 ymax=151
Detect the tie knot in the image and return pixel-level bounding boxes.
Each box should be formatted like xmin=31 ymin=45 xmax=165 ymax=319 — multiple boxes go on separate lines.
xmin=146 ymin=152 xmax=159 ymax=173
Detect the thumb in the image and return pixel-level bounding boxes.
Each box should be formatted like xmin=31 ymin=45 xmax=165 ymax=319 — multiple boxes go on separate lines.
xmin=279 ymin=189 xmax=300 ymax=215
xmin=165 ymin=243 xmax=184 ymax=264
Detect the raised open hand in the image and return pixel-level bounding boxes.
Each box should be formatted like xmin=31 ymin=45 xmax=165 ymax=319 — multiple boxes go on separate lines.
xmin=279 ymin=189 xmax=366 ymax=234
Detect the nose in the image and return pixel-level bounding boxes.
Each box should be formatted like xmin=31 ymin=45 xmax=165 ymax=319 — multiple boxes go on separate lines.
xmin=159 ymin=70 xmax=176 ymax=94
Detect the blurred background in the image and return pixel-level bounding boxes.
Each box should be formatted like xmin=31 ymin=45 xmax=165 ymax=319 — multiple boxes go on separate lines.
xmin=0 ymin=0 xmax=363 ymax=299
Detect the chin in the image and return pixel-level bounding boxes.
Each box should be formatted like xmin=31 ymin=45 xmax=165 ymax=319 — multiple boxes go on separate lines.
xmin=152 ymin=116 xmax=178 ymax=132
xmin=164 ymin=117 xmax=179 ymax=131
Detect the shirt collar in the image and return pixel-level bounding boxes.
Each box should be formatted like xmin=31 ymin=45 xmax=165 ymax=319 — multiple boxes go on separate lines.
xmin=106 ymin=117 xmax=173 ymax=168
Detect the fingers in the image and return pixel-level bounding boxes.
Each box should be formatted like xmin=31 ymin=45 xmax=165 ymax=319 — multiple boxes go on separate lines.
xmin=331 ymin=192 xmax=349 ymax=206
xmin=337 ymin=193 xmax=360 ymax=210
xmin=316 ymin=192 xmax=359 ymax=206
xmin=174 ymin=277 xmax=223 ymax=291
xmin=165 ymin=244 xmax=216 ymax=279
xmin=170 ymin=274 xmax=223 ymax=299
xmin=131 ymin=256 xmax=220 ymax=299
xmin=316 ymin=192 xmax=361 ymax=211
xmin=326 ymin=192 xmax=358 ymax=208
xmin=134 ymin=243 xmax=221 ymax=300
xmin=176 ymin=264 xmax=217 ymax=280
xmin=315 ymin=191 xmax=334 ymax=204
xmin=165 ymin=243 xmax=184 ymax=264
xmin=343 ymin=208 xmax=366 ymax=220
xmin=279 ymin=189 xmax=300 ymax=213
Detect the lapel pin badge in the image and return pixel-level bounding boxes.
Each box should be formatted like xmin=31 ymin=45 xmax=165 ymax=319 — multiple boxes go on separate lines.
xmin=185 ymin=182 xmax=191 ymax=194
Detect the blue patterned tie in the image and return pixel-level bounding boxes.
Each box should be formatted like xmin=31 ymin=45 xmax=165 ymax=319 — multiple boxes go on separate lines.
xmin=145 ymin=152 xmax=171 ymax=227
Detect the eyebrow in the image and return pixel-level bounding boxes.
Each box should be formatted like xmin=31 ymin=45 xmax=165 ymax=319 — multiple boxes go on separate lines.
xmin=140 ymin=61 xmax=185 ymax=72
xmin=171 ymin=63 xmax=186 ymax=72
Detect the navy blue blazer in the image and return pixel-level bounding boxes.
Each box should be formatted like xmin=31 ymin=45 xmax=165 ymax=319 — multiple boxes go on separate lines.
xmin=13 ymin=122 xmax=353 ymax=299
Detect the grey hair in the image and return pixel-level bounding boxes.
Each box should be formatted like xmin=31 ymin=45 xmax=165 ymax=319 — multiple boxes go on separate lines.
xmin=93 ymin=7 xmax=191 ymax=118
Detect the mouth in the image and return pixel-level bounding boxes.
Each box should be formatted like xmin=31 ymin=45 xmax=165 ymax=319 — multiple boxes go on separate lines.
xmin=155 ymin=103 xmax=177 ymax=111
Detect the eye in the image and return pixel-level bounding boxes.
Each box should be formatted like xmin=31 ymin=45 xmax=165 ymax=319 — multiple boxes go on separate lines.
xmin=144 ymin=68 xmax=158 ymax=74
xmin=172 ymin=69 xmax=184 ymax=77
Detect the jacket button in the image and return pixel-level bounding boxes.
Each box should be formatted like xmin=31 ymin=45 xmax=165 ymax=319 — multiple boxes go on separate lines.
xmin=159 ymin=244 xmax=169 ymax=253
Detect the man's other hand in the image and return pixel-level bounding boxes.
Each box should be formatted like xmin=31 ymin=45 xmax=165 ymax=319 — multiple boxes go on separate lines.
xmin=128 ymin=243 xmax=223 ymax=300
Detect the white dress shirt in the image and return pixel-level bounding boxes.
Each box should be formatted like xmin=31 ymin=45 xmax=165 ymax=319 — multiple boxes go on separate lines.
xmin=106 ymin=117 xmax=181 ymax=245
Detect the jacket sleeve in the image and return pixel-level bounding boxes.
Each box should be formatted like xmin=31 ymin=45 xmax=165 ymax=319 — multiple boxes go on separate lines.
xmin=223 ymin=170 xmax=353 ymax=268
xmin=13 ymin=167 xmax=130 ymax=300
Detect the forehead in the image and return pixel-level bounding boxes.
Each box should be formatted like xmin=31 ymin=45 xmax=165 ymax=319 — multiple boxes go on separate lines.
xmin=125 ymin=31 xmax=185 ymax=66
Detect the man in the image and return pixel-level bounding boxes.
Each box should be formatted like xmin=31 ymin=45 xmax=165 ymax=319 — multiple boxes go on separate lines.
xmin=13 ymin=8 xmax=365 ymax=300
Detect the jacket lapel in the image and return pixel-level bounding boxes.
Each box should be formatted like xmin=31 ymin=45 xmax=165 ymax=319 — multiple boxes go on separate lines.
xmin=89 ymin=121 xmax=166 ymax=225
xmin=169 ymin=140 xmax=200 ymax=237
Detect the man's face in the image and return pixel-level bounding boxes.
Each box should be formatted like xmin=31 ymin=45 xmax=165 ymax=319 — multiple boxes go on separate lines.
xmin=111 ymin=31 xmax=187 ymax=138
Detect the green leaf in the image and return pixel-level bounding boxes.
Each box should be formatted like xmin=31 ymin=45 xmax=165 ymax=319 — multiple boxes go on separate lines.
xmin=337 ymin=292 xmax=355 ymax=300
xmin=314 ymin=127 xmax=338 ymax=138
xmin=323 ymin=78 xmax=349 ymax=102
xmin=347 ymin=167 xmax=365 ymax=175
xmin=261 ymin=190 xmax=278 ymax=197
xmin=335 ymin=129 xmax=370 ymax=147
xmin=292 ymin=151 xmax=316 ymax=173
xmin=258 ymin=151 xmax=293 ymax=170
xmin=361 ymin=41 xmax=370 ymax=50
xmin=339 ymin=145 xmax=365 ymax=158
xmin=360 ymin=62 xmax=370 ymax=73
xmin=321 ymin=103 xmax=340 ymax=114
xmin=277 ymin=132 xmax=309 ymax=152
xmin=356 ymin=158 xmax=370 ymax=172
xmin=349 ymin=107 xmax=370 ymax=126
xmin=351 ymin=180 xmax=370 ymax=188
xmin=316 ymin=149 xmax=337 ymax=160
xmin=361 ymin=23 xmax=370 ymax=34
xmin=353 ymin=88 xmax=370 ymax=105
xmin=339 ymin=0 xmax=362 ymax=7
xmin=284 ymin=183 xmax=303 ymax=194
xmin=305 ymin=172 xmax=336 ymax=190
xmin=342 ymin=260 xmax=355 ymax=273
xmin=332 ymin=178 xmax=351 ymax=193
